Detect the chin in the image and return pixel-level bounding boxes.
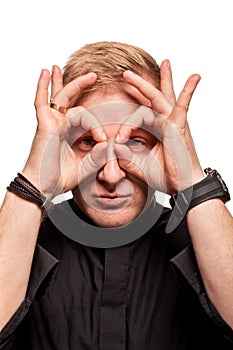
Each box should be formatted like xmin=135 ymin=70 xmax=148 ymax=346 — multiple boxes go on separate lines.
xmin=87 ymin=208 xmax=143 ymax=228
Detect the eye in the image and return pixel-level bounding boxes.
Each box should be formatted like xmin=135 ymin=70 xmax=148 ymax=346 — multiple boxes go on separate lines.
xmin=126 ymin=138 xmax=146 ymax=151
xmin=73 ymin=137 xmax=96 ymax=152
xmin=81 ymin=137 xmax=96 ymax=146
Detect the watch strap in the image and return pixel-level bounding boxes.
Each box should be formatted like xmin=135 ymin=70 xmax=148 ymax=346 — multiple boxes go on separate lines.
xmin=167 ymin=168 xmax=230 ymax=233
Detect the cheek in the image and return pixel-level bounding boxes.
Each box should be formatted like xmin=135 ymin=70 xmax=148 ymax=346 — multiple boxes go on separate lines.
xmin=71 ymin=142 xmax=91 ymax=159
xmin=137 ymin=189 xmax=152 ymax=209
xmin=132 ymin=179 xmax=155 ymax=202
xmin=73 ymin=177 xmax=94 ymax=199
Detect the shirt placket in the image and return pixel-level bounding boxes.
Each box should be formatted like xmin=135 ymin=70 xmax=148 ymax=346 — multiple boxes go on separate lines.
xmin=99 ymin=246 xmax=130 ymax=350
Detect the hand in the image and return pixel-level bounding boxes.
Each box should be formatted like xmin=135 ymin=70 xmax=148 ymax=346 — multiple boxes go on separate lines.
xmin=22 ymin=66 xmax=107 ymax=198
xmin=116 ymin=60 xmax=205 ymax=194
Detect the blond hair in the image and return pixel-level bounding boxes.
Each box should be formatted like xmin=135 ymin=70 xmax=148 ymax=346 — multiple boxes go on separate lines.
xmin=63 ymin=41 xmax=160 ymax=96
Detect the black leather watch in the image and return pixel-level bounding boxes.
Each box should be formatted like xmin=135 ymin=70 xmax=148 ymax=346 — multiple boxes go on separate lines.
xmin=169 ymin=167 xmax=231 ymax=223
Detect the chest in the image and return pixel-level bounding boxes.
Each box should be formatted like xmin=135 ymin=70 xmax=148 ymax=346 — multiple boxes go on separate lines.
xmin=28 ymin=241 xmax=200 ymax=350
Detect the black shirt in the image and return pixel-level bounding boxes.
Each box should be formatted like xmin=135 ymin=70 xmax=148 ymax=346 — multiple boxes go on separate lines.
xmin=0 ymin=199 xmax=233 ymax=349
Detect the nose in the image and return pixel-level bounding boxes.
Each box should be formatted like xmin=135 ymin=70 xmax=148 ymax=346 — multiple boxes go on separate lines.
xmin=97 ymin=140 xmax=126 ymax=185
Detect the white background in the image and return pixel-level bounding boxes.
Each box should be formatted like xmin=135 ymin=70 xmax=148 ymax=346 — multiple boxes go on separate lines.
xmin=0 ymin=0 xmax=232 ymax=213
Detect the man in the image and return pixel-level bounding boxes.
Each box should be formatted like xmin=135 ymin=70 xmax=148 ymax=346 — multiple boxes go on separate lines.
xmin=0 ymin=41 xmax=233 ymax=349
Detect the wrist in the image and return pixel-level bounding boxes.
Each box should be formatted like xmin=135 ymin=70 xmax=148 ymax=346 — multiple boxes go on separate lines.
xmin=21 ymin=168 xmax=55 ymax=200
xmin=187 ymin=196 xmax=225 ymax=215
xmin=6 ymin=173 xmax=54 ymax=214
xmin=166 ymin=168 xmax=231 ymax=233
xmin=5 ymin=190 xmax=44 ymax=220
xmin=174 ymin=169 xmax=205 ymax=193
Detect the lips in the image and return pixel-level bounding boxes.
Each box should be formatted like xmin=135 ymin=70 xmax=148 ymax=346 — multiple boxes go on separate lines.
xmin=94 ymin=194 xmax=132 ymax=208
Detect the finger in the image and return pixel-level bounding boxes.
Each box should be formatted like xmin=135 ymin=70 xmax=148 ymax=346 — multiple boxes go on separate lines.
xmin=52 ymin=72 xmax=97 ymax=108
xmin=116 ymin=106 xmax=158 ymax=142
xmin=50 ymin=65 xmax=63 ymax=100
xmin=34 ymin=69 xmax=50 ymax=107
xmin=170 ymin=74 xmax=201 ymax=125
xmin=67 ymin=107 xmax=107 ymax=142
xmin=78 ymin=142 xmax=108 ymax=183
xmin=123 ymin=84 xmax=152 ymax=107
xmin=160 ymin=60 xmax=176 ymax=105
xmin=114 ymin=143 xmax=143 ymax=178
xmin=115 ymin=143 xmax=166 ymax=191
xmin=123 ymin=70 xmax=172 ymax=114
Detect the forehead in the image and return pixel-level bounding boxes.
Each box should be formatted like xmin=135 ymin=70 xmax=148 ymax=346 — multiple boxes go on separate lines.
xmin=86 ymin=102 xmax=139 ymax=124
xmin=80 ymin=103 xmax=156 ymax=143
xmin=77 ymin=91 xmax=157 ymax=139
xmin=79 ymin=87 xmax=150 ymax=122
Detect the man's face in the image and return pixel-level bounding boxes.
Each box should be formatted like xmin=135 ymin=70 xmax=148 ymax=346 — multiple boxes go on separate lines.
xmin=71 ymin=91 xmax=157 ymax=228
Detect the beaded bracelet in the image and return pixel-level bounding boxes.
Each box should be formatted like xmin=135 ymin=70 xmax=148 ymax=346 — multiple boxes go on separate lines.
xmin=7 ymin=173 xmax=54 ymax=211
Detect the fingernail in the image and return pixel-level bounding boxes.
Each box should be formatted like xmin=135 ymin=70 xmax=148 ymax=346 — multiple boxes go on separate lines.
xmin=41 ymin=69 xmax=49 ymax=78
xmin=123 ymin=70 xmax=134 ymax=77
xmin=86 ymin=72 xmax=97 ymax=80
xmin=116 ymin=134 xmax=121 ymax=142
xmin=95 ymin=129 xmax=107 ymax=141
xmin=100 ymin=131 xmax=107 ymax=140
xmin=116 ymin=134 xmax=127 ymax=143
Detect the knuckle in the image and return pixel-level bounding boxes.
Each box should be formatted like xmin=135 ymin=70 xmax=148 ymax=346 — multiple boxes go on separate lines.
xmin=175 ymin=102 xmax=189 ymax=111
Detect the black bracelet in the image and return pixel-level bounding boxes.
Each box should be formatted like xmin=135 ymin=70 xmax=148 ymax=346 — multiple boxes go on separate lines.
xmin=7 ymin=173 xmax=54 ymax=212
xmin=169 ymin=168 xmax=230 ymax=228
xmin=166 ymin=168 xmax=231 ymax=234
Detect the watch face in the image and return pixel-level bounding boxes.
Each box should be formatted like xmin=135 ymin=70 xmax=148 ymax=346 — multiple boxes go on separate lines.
xmin=216 ymin=173 xmax=230 ymax=194
xmin=205 ymin=168 xmax=230 ymax=200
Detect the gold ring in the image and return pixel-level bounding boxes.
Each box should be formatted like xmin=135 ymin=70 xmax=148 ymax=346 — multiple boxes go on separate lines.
xmin=50 ymin=102 xmax=67 ymax=114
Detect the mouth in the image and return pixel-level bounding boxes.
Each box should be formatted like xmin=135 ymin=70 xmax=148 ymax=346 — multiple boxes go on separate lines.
xmin=93 ymin=194 xmax=131 ymax=209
